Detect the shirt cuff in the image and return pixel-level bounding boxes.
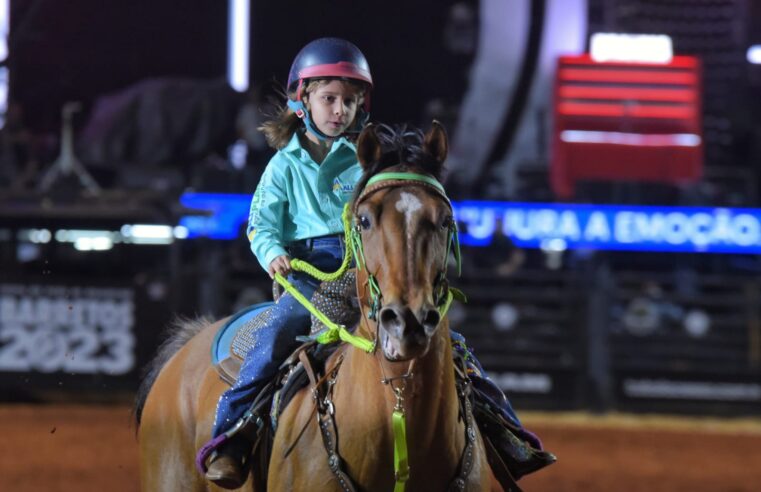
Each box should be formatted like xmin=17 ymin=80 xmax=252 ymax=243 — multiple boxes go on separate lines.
xmin=261 ymin=245 xmax=289 ymax=271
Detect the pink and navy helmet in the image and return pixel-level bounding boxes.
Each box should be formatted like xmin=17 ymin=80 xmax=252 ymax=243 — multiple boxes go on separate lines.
xmin=286 ymin=38 xmax=373 ymax=139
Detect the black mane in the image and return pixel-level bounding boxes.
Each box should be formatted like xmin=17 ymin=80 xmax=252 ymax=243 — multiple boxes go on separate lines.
xmin=353 ymin=124 xmax=445 ymax=202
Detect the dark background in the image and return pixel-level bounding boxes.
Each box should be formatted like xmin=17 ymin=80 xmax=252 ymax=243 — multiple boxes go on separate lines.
xmin=1 ymin=0 xmax=760 ymax=416
xmin=10 ymin=0 xmax=468 ymax=133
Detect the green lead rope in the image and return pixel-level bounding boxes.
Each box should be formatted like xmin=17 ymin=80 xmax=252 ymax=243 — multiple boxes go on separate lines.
xmin=274 ymin=204 xmax=375 ymax=353
xmin=290 ymin=205 xmax=355 ymax=282
xmin=393 ymin=408 xmax=409 ymax=492
xmin=273 ymin=270 xmax=375 ymax=352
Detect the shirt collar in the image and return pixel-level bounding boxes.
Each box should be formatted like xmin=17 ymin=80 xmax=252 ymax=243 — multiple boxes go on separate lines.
xmin=282 ymin=132 xmax=303 ymax=154
xmin=282 ymin=131 xmax=356 ymax=157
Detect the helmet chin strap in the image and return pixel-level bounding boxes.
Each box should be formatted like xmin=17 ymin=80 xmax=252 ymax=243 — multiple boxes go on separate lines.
xmin=287 ymin=99 xmax=370 ymax=142
xmin=287 ymin=99 xmax=331 ymax=141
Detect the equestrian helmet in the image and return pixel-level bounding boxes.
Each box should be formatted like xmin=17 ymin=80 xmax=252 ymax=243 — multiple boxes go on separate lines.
xmin=287 ymin=37 xmax=373 ymax=110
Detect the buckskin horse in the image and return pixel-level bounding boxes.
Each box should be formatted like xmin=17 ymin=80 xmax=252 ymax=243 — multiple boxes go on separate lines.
xmin=135 ymin=122 xmax=506 ymax=491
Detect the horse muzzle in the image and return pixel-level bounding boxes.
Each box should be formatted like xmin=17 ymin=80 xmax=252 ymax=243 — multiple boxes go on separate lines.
xmin=378 ymin=303 xmax=441 ymax=361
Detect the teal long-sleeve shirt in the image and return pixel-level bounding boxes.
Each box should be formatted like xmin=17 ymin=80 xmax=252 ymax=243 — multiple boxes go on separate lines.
xmin=246 ymin=132 xmax=363 ymax=271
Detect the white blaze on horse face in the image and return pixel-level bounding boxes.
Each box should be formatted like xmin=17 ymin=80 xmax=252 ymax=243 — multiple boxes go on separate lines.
xmin=396 ymin=192 xmax=423 ymax=232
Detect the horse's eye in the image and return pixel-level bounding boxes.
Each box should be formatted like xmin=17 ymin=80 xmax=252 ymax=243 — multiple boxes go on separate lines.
xmin=441 ymin=215 xmax=453 ymax=230
xmin=359 ymin=215 xmax=371 ymax=230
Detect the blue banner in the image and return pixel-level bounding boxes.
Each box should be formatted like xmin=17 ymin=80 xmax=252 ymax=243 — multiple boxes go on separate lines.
xmin=179 ymin=193 xmax=761 ymax=254
xmin=456 ymin=201 xmax=761 ymax=254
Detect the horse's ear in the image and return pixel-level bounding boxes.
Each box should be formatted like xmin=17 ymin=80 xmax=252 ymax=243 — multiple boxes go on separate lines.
xmin=356 ymin=124 xmax=382 ymax=170
xmin=424 ymin=120 xmax=448 ymax=163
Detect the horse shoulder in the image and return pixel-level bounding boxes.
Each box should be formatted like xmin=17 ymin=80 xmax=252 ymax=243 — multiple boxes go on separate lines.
xmin=268 ymin=387 xmax=330 ymax=491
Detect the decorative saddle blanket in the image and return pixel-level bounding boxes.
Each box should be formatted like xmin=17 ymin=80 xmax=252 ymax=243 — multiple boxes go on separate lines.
xmin=211 ymin=271 xmax=358 ymax=386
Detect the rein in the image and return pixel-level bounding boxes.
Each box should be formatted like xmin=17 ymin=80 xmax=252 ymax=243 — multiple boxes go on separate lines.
xmin=273 ymin=206 xmax=375 ymax=353
xmin=274 ymin=171 xmax=465 ymax=492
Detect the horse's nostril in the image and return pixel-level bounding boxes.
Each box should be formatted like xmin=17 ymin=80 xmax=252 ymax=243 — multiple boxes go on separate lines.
xmin=422 ymin=309 xmax=440 ymax=332
xmin=379 ymin=307 xmax=403 ymax=333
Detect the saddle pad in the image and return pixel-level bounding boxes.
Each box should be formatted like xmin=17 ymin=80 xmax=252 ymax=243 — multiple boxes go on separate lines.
xmin=211 ymin=301 xmax=274 ymax=367
xmin=211 ymin=272 xmax=356 ymax=385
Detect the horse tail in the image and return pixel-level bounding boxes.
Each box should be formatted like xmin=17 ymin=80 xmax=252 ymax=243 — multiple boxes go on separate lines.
xmin=133 ymin=316 xmax=212 ymax=428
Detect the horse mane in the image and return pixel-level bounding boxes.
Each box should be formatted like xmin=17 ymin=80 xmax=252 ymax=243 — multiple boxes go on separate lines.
xmin=353 ymin=124 xmax=445 ymax=203
xmin=133 ymin=316 xmax=212 ymax=427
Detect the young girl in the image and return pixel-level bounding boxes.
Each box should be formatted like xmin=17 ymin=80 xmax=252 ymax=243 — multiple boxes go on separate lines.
xmin=201 ymin=37 xmax=373 ymax=489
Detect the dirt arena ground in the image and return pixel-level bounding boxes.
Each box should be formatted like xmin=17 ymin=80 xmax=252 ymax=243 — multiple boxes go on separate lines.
xmin=1 ymin=404 xmax=760 ymax=491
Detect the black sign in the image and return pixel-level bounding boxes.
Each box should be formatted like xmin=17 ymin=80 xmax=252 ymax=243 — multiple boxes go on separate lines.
xmin=0 ymin=283 xmax=135 ymax=375
xmin=0 ymin=277 xmax=169 ymax=398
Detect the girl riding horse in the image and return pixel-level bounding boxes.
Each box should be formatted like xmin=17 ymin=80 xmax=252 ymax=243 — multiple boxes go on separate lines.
xmin=135 ymin=122 xmax=554 ymax=491
xmin=204 ymin=37 xmax=372 ymax=488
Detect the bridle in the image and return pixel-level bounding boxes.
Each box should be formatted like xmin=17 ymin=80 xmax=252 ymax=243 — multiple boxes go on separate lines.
xmin=349 ymin=171 xmax=462 ymax=324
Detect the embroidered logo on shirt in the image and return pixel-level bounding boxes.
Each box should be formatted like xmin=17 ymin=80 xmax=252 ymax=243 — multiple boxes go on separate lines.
xmin=333 ymin=178 xmax=355 ymax=194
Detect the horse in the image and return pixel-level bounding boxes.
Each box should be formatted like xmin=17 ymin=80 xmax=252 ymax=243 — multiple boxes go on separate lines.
xmin=135 ymin=122 xmax=504 ymax=491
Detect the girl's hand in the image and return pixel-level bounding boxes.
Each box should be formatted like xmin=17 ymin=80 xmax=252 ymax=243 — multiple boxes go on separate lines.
xmin=268 ymin=255 xmax=292 ymax=279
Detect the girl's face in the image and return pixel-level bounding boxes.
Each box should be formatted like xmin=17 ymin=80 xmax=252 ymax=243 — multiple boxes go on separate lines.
xmin=304 ymin=80 xmax=362 ymax=140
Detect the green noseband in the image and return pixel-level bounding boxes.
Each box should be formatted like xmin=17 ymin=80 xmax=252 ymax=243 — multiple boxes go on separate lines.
xmin=365 ymin=172 xmax=448 ymax=197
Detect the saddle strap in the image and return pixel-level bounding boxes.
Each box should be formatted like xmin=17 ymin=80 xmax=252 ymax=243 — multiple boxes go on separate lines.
xmin=297 ymin=350 xmax=357 ymax=492
xmin=318 ymin=411 xmax=357 ymax=492
xmin=451 ymin=357 xmax=522 ymax=492
xmin=447 ymin=380 xmax=477 ymax=492
xmin=299 ymin=349 xmax=320 ymax=388
xmin=281 ymin=349 xmax=324 ymax=460
xmin=482 ymin=436 xmax=522 ymax=492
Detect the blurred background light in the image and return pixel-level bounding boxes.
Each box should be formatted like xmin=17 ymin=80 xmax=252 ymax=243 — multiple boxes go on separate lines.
xmin=590 ymin=32 xmax=673 ymax=64
xmin=683 ymin=309 xmax=711 ymax=338
xmin=623 ymin=298 xmax=661 ymax=336
xmin=74 ymin=236 xmax=114 ymax=252
xmin=560 ymin=130 xmax=701 ymax=148
xmin=747 ymin=45 xmax=761 ymax=65
xmin=491 ymin=302 xmax=519 ymax=332
xmin=121 ymin=224 xmax=175 ymax=244
xmin=227 ymin=0 xmax=250 ymax=92
xmin=0 ymin=0 xmax=8 ymax=129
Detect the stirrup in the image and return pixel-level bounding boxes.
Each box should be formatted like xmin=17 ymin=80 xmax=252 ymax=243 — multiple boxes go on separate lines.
xmin=205 ymin=444 xmax=249 ymax=489
xmin=195 ymin=412 xmax=264 ymax=474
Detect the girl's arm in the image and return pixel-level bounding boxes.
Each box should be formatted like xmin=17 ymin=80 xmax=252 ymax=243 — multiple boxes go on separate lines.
xmin=247 ymin=163 xmax=289 ymax=272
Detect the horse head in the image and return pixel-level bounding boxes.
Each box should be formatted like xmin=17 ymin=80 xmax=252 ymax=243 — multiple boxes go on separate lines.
xmin=351 ymin=122 xmax=457 ymax=362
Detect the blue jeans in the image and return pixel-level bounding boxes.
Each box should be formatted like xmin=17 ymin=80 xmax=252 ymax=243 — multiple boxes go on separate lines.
xmin=212 ymin=236 xmax=345 ymax=437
